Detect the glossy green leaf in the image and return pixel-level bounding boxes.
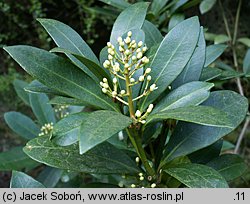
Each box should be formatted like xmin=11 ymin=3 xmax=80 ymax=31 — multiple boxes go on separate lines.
xmin=4 ymin=45 xmax=119 ymax=112
xmin=0 ymin=147 xmax=39 ymax=171
xmin=23 ymin=136 xmax=139 ymax=174
xmin=13 ymin=79 xmax=30 ymax=105
xmin=52 ymin=112 xmax=90 ymax=146
xmin=25 ymin=80 xmax=65 ymax=96
xmin=99 ymin=0 xmax=130 ymax=9
xmin=142 ymin=20 xmax=163 ymax=48
xmin=79 ymin=110 xmax=132 ymax=154
xmin=200 ymin=67 xmax=222 ymax=81
xmin=219 ymin=69 xmax=243 ymax=80
xmin=222 ymin=141 xmax=235 ymax=151
xmin=153 ymin=81 xmax=213 ymax=113
xmin=37 ymin=167 xmax=63 ymax=187
xmin=38 ymin=18 xmax=99 ymax=81
xmin=168 ymin=13 xmax=185 ymax=31
xmin=110 ymin=2 xmax=149 ymax=44
xmin=199 ymin=0 xmax=217 ymax=14
xmin=189 ymin=140 xmax=223 ymax=164
xmin=204 ymin=44 xmax=227 ymax=67
xmin=29 ymin=92 xmax=56 ymax=125
xmin=147 ymin=106 xmax=231 ymax=127
xmin=140 ymin=17 xmax=200 ymax=110
xmin=238 ymin=37 xmax=250 ymax=47
xmin=10 ymin=171 xmax=45 ymax=188
xmin=50 ymin=47 xmax=111 ymax=82
xmin=50 ymin=96 xmax=87 ymax=106
xmin=162 ymin=91 xmax=248 ymax=164
xmin=164 ymin=163 xmax=228 ymax=188
xmin=207 ymin=154 xmax=247 ymax=181
xmin=173 ymin=27 xmax=206 ymax=88
xmin=151 ymin=0 xmax=170 ymax=15
xmin=4 ymin=111 xmax=40 ymax=140
xmin=170 ymin=0 xmax=189 ymax=13
xmin=243 ymin=49 xmax=250 ymax=75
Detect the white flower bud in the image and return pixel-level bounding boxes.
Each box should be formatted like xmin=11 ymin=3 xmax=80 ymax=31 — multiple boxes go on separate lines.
xmin=107 ymin=42 xmax=112 ymax=47
xmin=147 ymin=75 xmax=152 ymax=81
xmin=125 ymin=49 xmax=130 ymax=56
xmin=102 ymin=88 xmax=107 ymax=93
xmin=149 ymin=104 xmax=154 ymax=110
xmin=138 ymin=41 xmax=143 ymax=47
xmin=124 ymin=63 xmax=130 ymax=69
xmin=108 ymin=54 xmax=113 ymax=60
xmin=100 ymin=81 xmax=104 ymax=86
xmin=131 ymin=43 xmax=136 ymax=48
xmin=103 ymin=83 xmax=109 ymax=89
xmin=103 ymin=61 xmax=109 ymax=68
xmin=124 ymin=37 xmax=131 ymax=44
xmin=131 ymin=184 xmax=136 ymax=188
xmin=151 ymin=183 xmax=156 ymax=188
xmin=139 ymin=75 xmax=144 ymax=82
xmin=112 ymin=91 xmax=117 ymax=97
xmin=120 ymin=90 xmax=126 ymax=95
xmin=142 ymin=46 xmax=147 ymax=52
xmin=139 ymin=176 xmax=144 ymax=181
xmin=119 ymin=41 xmax=125 ymax=47
xmin=136 ymin=48 xmax=141 ymax=53
xmin=168 ymin=85 xmax=172 ymax=90
xmin=130 ymin=78 xmax=135 ymax=83
xmin=132 ymin=56 xmax=137 ymax=61
xmin=145 ymin=68 xmax=151 ymax=74
xmin=137 ymin=52 xmax=143 ymax=59
xmin=113 ymin=78 xmax=117 ymax=84
xmin=113 ymin=62 xmax=120 ymax=72
xmin=103 ymin=78 xmax=108 ymax=83
xmin=127 ymin=31 xmax=132 ymax=37
xmin=110 ymin=50 xmax=115 ymax=56
xmin=135 ymin=157 xmax=140 ymax=163
xmin=119 ymin=46 xmax=124 ymax=52
xmin=135 ymin=110 xmax=141 ymax=118
xmin=147 ymin=104 xmax=154 ymax=113
xmin=117 ymin=36 xmax=122 ymax=42
xmin=150 ymin=84 xmax=157 ymax=92
xmin=140 ymin=120 xmax=146 ymax=124
xmin=108 ymin=48 xmax=113 ymax=54
xmin=118 ymin=131 xmax=124 ymax=140
xmin=131 ymin=40 xmax=135 ymax=44
xmin=139 ymin=173 xmax=143 ymax=177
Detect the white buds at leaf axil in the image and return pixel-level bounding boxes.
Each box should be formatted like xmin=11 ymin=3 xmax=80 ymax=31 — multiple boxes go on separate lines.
xmin=138 ymin=41 xmax=143 ymax=47
xmin=150 ymin=84 xmax=157 ymax=92
xmin=135 ymin=110 xmax=142 ymax=118
xmin=145 ymin=67 xmax=151 ymax=74
xmin=127 ymin=31 xmax=132 ymax=37
xmin=113 ymin=78 xmax=118 ymax=84
xmin=130 ymin=78 xmax=135 ymax=83
xmin=139 ymin=75 xmax=144 ymax=82
xmin=102 ymin=88 xmax=107 ymax=93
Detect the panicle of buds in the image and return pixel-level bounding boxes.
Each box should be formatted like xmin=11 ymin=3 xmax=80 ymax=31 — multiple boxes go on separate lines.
xmin=101 ymin=31 xmax=157 ymax=124
xmin=38 ymin=122 xmax=54 ymax=136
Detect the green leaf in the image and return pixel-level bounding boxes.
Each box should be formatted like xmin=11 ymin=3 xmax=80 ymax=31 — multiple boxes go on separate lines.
xmin=150 ymin=0 xmax=170 ymax=15
xmin=110 ymin=2 xmax=149 ymax=44
xmin=13 ymin=79 xmax=30 ymax=106
xmin=207 ymin=154 xmax=247 ymax=181
xmin=140 ymin=17 xmax=200 ymax=110
xmin=50 ymin=96 xmax=87 ymax=106
xmin=25 ymin=80 xmax=66 ymax=96
xmin=37 ymin=167 xmax=63 ymax=187
xmin=147 ymin=106 xmax=231 ymax=127
xmin=38 ymin=18 xmax=99 ymax=81
xmin=168 ymin=13 xmax=185 ymax=31
xmin=50 ymin=47 xmax=111 ymax=82
xmin=10 ymin=171 xmax=45 ymax=188
xmin=99 ymin=0 xmax=130 ymax=10
xmin=219 ymin=69 xmax=243 ymax=80
xmin=164 ymin=163 xmax=228 ymax=188
xmin=0 ymin=147 xmax=39 ymax=171
xmin=29 ymin=92 xmax=56 ymax=125
xmin=243 ymin=49 xmax=250 ymax=75
xmin=173 ymin=27 xmax=206 ymax=88
xmin=170 ymin=0 xmax=189 ymax=14
xmin=199 ymin=0 xmax=217 ymax=14
xmin=79 ymin=110 xmax=132 ymax=154
xmin=204 ymin=44 xmax=227 ymax=67
xmin=23 ymin=136 xmax=139 ymax=174
xmin=189 ymin=140 xmax=223 ymax=164
xmin=200 ymin=67 xmax=222 ymax=81
xmin=153 ymin=81 xmax=213 ymax=113
xmin=4 ymin=45 xmax=119 ymax=112
xmin=142 ymin=20 xmax=163 ymax=48
xmin=214 ymin=34 xmax=230 ymax=44
xmin=162 ymin=91 xmax=248 ymax=163
xmin=52 ymin=112 xmax=90 ymax=146
xmin=238 ymin=37 xmax=250 ymax=47
xmin=4 ymin=111 xmax=40 ymax=140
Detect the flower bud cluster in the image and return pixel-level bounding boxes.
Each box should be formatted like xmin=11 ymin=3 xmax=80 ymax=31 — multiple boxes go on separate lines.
xmin=55 ymin=105 xmax=69 ymax=118
xmin=38 ymin=122 xmax=54 ymax=136
xmin=101 ymin=31 xmax=157 ymax=124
